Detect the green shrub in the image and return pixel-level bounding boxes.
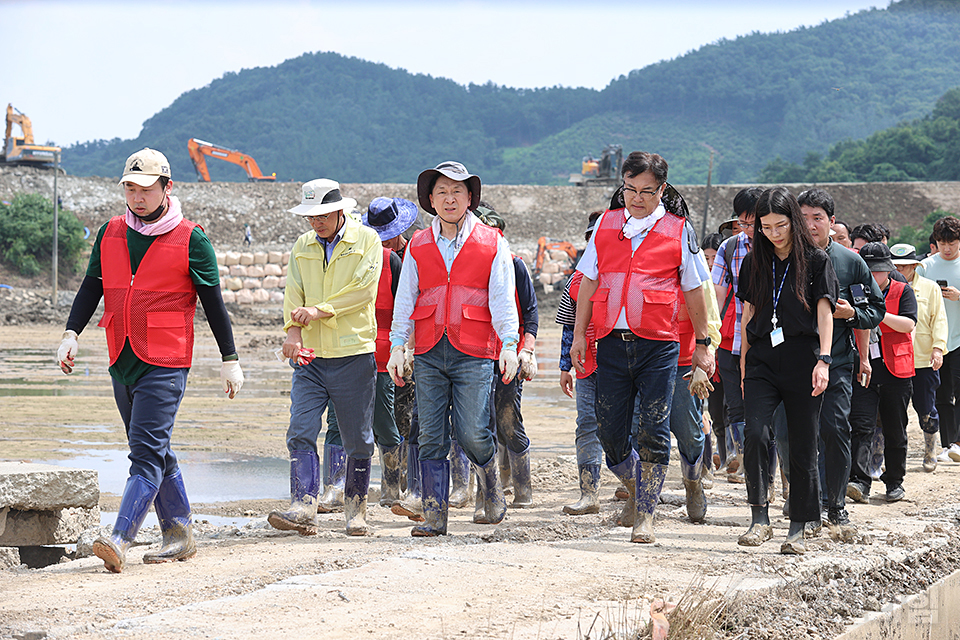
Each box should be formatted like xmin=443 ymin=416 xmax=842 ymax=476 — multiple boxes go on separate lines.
xmin=0 ymin=193 xmax=88 ymax=277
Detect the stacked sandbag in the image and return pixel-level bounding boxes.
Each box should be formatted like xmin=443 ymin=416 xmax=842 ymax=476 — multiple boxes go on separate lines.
xmin=217 ymin=251 xmax=289 ymax=304
xmin=536 ymin=249 xmax=575 ymax=293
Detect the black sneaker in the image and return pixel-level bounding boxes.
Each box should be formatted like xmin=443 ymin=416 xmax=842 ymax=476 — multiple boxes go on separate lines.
xmin=846 ymin=482 xmax=869 ymax=504
xmin=827 ymin=507 xmax=850 ymax=526
xmin=885 ymin=484 xmax=905 ymax=502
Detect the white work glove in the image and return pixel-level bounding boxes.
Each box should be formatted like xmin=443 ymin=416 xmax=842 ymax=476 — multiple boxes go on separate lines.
xmin=387 ymin=346 xmax=406 ymax=386
xmin=220 ymin=360 xmax=244 ymax=399
xmin=402 ymin=346 xmax=415 ymax=378
xmin=688 ymin=367 xmax=714 ymax=400
xmin=57 ymin=330 xmax=78 ymax=374
xmin=518 ymin=348 xmax=538 ymax=381
xmin=499 ymin=347 xmax=519 ymax=384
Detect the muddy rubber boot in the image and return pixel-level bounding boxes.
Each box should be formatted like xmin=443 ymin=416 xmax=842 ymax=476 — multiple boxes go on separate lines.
xmin=448 ymin=440 xmax=472 ymax=509
xmin=344 ymin=457 xmax=371 ymax=536
xmin=610 ymin=450 xmax=639 ymax=527
xmin=508 ymin=448 xmax=533 ymax=508
xmin=399 ymin=439 xmax=408 ymax=492
xmin=378 ymin=443 xmax=403 ymax=508
xmin=413 ymin=459 xmax=450 ymax=536
xmin=614 ymin=485 xmax=629 ymax=501
xmin=631 ymin=461 xmax=667 ymax=543
xmin=781 ymin=520 xmax=806 ymax=555
xmin=726 ymin=421 xmax=745 ymax=483
xmin=679 ymin=454 xmax=707 ymax=523
xmin=701 ymin=434 xmax=715 ymax=490
xmin=472 ymin=455 xmax=507 ymax=525
xmin=498 ymin=445 xmax=513 ymax=496
xmin=868 ymin=426 xmax=884 ymax=479
xmin=317 ymin=444 xmax=346 ymax=513
xmin=738 ymin=505 xmax=773 ymax=547
xmin=392 ymin=442 xmax=424 ymax=521
xmin=93 ymin=475 xmax=159 ymax=573
xmin=563 ymin=464 xmax=601 ymax=515
xmin=143 ymin=469 xmax=197 ymax=564
xmin=923 ymin=431 xmax=939 ymax=473
xmin=268 ymin=450 xmax=320 ymax=536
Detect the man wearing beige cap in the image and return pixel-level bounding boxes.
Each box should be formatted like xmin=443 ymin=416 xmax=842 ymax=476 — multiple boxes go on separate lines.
xmin=57 ymin=148 xmax=244 ymax=573
xmin=268 ymin=178 xmax=382 ymax=537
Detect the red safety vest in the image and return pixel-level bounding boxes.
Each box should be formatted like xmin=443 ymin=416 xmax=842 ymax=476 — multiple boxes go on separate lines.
xmin=718 ymin=287 xmax=737 ymax=352
xmin=569 ymin=271 xmax=598 ymax=378
xmin=590 ymin=208 xmax=683 ymax=342
xmin=374 ymin=247 xmax=394 ymax=373
xmin=879 ymin=278 xmax=915 ymax=379
xmin=99 ymin=216 xmax=199 ymax=368
xmin=408 ymin=223 xmax=499 ymax=359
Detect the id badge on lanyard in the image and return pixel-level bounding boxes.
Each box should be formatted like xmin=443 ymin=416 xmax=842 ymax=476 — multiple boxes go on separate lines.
xmin=771 ymin=260 xmax=789 ymax=348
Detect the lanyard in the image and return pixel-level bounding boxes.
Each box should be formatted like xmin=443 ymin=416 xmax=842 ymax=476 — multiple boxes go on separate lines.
xmin=772 ymin=260 xmax=790 ymax=329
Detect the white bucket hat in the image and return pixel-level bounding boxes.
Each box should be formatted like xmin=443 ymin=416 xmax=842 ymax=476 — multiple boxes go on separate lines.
xmin=288 ymin=179 xmax=357 ymax=216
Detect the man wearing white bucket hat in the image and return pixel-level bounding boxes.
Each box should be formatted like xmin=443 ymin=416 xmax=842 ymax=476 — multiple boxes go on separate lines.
xmin=268 ymin=178 xmax=383 ymax=537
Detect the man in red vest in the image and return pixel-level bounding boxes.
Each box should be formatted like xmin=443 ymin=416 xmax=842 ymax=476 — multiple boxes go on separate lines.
xmin=387 ymin=161 xmax=520 ymax=536
xmin=57 ymin=148 xmax=244 ymax=573
xmin=570 ymin=151 xmax=713 ymax=544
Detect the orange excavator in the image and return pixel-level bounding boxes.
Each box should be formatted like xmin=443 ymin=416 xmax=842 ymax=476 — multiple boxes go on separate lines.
xmin=187 ymin=138 xmax=276 ymax=182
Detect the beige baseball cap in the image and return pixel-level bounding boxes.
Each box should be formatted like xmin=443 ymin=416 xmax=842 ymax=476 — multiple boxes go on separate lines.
xmin=118 ymin=148 xmax=171 ymax=187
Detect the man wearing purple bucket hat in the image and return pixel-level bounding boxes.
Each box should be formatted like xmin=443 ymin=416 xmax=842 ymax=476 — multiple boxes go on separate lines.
xmin=388 ymin=161 xmax=520 ymax=536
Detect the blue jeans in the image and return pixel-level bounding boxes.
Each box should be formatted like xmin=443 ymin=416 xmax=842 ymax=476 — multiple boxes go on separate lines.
xmin=913 ymin=367 xmax=940 ymax=434
xmin=287 ymin=353 xmax=376 ymax=460
xmin=595 ymin=334 xmax=678 ymax=467
xmin=112 ymin=367 xmax=188 ymax=488
xmin=670 ymin=365 xmax=705 ymax=466
xmin=574 ymin=372 xmax=604 ymax=467
xmin=414 ymin=335 xmax=496 ymax=464
xmin=489 ymin=362 xmax=530 ymax=453
xmin=326 ymin=372 xmax=402 ymax=449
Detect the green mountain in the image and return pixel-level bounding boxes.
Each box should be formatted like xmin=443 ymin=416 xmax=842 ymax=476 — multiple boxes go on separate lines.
xmin=63 ymin=0 xmax=960 ymax=185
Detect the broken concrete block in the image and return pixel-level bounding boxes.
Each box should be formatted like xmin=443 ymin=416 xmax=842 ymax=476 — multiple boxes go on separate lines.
xmin=0 ymin=462 xmax=98 ymax=510
xmin=0 ymin=546 xmax=20 ymax=569
xmin=0 ymin=506 xmax=100 ymax=546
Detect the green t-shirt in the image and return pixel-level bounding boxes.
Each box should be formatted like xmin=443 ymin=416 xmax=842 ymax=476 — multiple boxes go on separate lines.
xmin=86 ymin=222 xmax=221 ymax=385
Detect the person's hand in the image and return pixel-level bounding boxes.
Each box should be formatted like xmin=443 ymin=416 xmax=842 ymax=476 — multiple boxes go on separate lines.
xmin=833 ymin=299 xmax=855 ymax=320
xmin=499 ymin=348 xmax=519 ymax=384
xmin=290 ymin=306 xmax=322 ymax=325
xmin=220 ymin=361 xmax=244 ymax=399
xmin=518 ymin=348 xmax=538 ymax=381
xmin=570 ymin=335 xmax=587 ymax=375
xmin=387 ymin=346 xmax=406 ymax=386
xmin=932 ymin=348 xmax=944 ymax=372
xmin=812 ymin=361 xmax=829 ymax=396
xmin=559 ymin=370 xmax=575 ymax=398
xmin=402 ymin=346 xmax=415 ymax=378
xmin=941 ymin=286 xmax=960 ymax=302
xmin=281 ymin=331 xmax=303 ymax=359
xmin=859 ymin=357 xmax=872 ymax=388
xmin=692 ymin=345 xmax=715 ymax=379
xmin=57 ymin=330 xmax=78 ymax=374
xmin=689 ymin=367 xmax=714 ymax=400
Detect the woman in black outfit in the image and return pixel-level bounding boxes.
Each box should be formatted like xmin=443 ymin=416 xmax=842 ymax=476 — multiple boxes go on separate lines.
xmin=736 ymin=187 xmax=839 ymax=555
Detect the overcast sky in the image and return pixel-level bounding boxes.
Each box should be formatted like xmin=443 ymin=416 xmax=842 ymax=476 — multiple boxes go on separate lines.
xmin=4 ymin=0 xmax=887 ymax=146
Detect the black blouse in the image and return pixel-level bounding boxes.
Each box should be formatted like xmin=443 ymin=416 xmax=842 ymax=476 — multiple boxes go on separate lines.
xmin=737 ymin=247 xmax=839 ymax=345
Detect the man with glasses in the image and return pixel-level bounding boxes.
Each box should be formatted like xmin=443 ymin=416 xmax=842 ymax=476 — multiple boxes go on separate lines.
xmin=269 ymin=178 xmax=383 ymax=538
xmin=571 ymin=151 xmax=712 ymax=544
xmin=711 ymin=188 xmax=763 ymax=482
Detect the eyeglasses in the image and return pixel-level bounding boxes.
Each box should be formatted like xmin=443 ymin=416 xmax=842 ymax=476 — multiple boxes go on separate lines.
xmin=305 ymin=212 xmax=336 ymax=222
xmin=622 ymin=183 xmax=662 ymax=200
xmin=737 ymin=219 xmax=754 ymax=230
xmin=761 ymin=220 xmax=791 ymax=236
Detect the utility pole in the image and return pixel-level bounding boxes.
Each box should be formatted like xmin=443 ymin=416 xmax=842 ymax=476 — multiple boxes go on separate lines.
xmin=53 ymin=149 xmax=60 ymax=307
xmin=701 ymin=148 xmax=715 ymax=241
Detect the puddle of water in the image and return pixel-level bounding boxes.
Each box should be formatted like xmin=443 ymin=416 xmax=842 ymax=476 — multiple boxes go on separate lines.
xmin=98 ymin=511 xmax=254 ymax=529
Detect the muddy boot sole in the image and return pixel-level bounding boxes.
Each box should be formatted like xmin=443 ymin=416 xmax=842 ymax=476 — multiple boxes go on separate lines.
xmin=562 ymin=496 xmax=600 ymax=515
xmin=391 ymin=503 xmax=424 ymax=522
xmin=92 ymin=538 xmax=125 ymax=574
xmin=267 ymin=512 xmax=318 ymax=536
xmin=630 ymin=513 xmax=656 ymax=543
xmin=781 ymin=533 xmax=806 ymax=555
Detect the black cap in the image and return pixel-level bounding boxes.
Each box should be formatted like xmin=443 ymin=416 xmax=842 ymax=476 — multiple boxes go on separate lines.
xmin=859 ymin=242 xmax=895 ymax=272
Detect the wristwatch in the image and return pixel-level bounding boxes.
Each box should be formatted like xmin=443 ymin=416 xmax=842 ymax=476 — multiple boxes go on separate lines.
xmin=816 ymin=354 xmax=833 ymax=365
xmin=695 ymin=337 xmax=711 ymax=347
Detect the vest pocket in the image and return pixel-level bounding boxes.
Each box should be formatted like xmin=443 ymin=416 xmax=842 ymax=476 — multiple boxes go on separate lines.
xmin=642 ymin=289 xmax=676 ymax=330
xmin=147 ymin=312 xmax=187 ymax=359
xmin=411 ymin=304 xmax=437 ymax=349
xmin=460 ymin=304 xmax=492 ymax=346
xmin=589 ymin=288 xmax=609 ymax=332
xmin=97 ymin=312 xmax=117 ymax=357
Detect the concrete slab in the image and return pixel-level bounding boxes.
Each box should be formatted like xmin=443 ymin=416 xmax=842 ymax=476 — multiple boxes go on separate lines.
xmin=0 ymin=506 xmax=100 ymax=546
xmin=0 ymin=462 xmax=99 ymax=510
xmin=0 ymin=545 xmax=20 ymax=569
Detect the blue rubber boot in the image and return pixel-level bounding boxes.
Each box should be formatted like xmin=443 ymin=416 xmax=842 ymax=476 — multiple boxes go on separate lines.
xmin=378 ymin=442 xmax=403 ymax=508
xmin=610 ymin=450 xmax=639 ymax=527
xmin=268 ymin=450 xmax=320 ymax=536
xmin=508 ymin=447 xmax=533 ymax=508
xmin=392 ymin=443 xmax=424 ymax=521
xmin=93 ymin=475 xmax=159 ymax=573
xmin=344 ymin=457 xmax=371 ymax=536
xmin=472 ymin=455 xmax=507 ymax=525
xmin=143 ymin=469 xmax=197 ymax=564
xmin=413 ymin=459 xmax=450 ymax=536
xmin=318 ymin=444 xmax=346 ymax=513
xmin=632 ymin=461 xmax=668 ymax=543
xmin=563 ymin=464 xmax=601 ymax=515
xmin=448 ymin=440 xmax=472 ymax=509
xmin=680 ymin=453 xmax=706 ymax=523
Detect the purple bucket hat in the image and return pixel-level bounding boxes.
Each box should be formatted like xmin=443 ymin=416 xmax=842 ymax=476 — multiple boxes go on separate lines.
xmin=362 ymin=197 xmax=419 ymax=241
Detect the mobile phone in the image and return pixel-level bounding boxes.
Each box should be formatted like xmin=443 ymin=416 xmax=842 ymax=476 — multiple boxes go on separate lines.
xmin=938 ymin=279 xmax=949 ymax=288
xmin=860 ymin=372 xmax=868 ymax=386
xmin=849 ymin=283 xmax=868 ymax=307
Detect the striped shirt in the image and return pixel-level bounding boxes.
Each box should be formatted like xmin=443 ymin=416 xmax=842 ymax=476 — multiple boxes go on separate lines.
xmin=711 ymin=232 xmax=751 ymax=355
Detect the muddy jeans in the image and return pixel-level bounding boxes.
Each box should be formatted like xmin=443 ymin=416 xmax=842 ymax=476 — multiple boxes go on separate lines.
xmin=573 ymin=372 xmax=604 ymax=467
xmin=488 ymin=361 xmax=530 ymax=454
xmin=669 ymin=365 xmax=705 ymax=466
xmin=595 ymin=333 xmax=678 ymax=467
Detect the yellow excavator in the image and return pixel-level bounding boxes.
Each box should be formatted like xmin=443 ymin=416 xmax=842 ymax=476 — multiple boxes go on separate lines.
xmin=3 ymin=104 xmax=61 ymax=168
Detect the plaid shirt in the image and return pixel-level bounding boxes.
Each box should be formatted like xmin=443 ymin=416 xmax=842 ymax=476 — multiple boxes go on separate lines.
xmin=711 ymin=232 xmax=751 ymax=354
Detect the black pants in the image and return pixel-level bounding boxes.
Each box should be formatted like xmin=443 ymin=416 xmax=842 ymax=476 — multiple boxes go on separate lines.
xmin=850 ymin=372 xmax=912 ymax=492
xmin=743 ymin=335 xmax=823 ymax=523
xmin=717 ymin=348 xmax=744 ymax=427
xmin=707 ymin=372 xmax=727 ymax=459
xmin=936 ymin=348 xmax=960 ymax=446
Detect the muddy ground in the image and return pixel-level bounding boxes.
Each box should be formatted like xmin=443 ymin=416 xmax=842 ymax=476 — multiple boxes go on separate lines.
xmin=3 ymin=317 xmax=960 ymax=640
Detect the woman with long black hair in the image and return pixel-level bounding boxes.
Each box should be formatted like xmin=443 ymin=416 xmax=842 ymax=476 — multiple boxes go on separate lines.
xmin=736 ymin=187 xmax=839 ymax=554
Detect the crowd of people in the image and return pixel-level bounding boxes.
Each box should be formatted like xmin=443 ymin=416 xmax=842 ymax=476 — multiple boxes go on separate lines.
xmin=57 ymin=147 xmax=955 ymax=574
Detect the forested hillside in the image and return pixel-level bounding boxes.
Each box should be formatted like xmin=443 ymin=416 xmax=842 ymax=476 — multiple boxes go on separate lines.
xmin=63 ymin=0 xmax=960 ymax=185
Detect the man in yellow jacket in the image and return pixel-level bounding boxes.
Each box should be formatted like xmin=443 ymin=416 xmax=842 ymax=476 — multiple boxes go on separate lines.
xmin=268 ymin=179 xmax=383 ymax=537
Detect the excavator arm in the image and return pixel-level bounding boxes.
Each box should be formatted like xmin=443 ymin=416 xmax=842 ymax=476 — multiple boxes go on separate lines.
xmin=187 ymin=138 xmax=276 ymax=182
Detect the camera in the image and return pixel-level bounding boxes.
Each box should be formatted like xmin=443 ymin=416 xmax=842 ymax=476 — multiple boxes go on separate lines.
xmin=849 ymin=283 xmax=868 ymax=307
